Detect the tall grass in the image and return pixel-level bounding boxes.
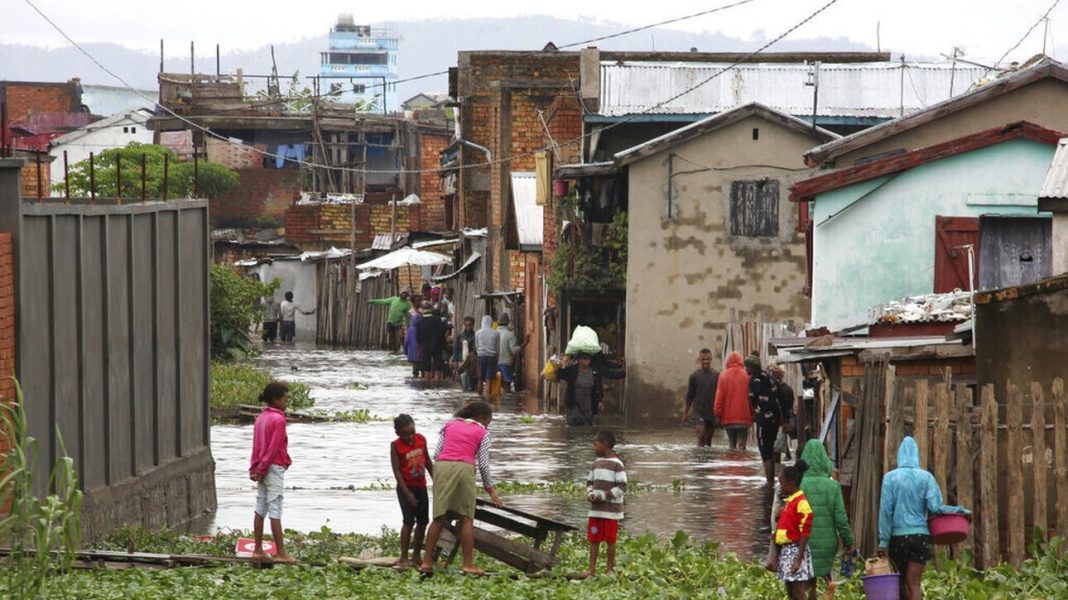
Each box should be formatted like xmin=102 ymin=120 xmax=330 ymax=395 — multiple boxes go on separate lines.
xmin=0 ymin=379 xmax=83 ymax=598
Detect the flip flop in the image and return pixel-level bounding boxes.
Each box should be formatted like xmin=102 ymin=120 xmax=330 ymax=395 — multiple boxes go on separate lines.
xmin=461 ymin=567 xmax=486 ymax=576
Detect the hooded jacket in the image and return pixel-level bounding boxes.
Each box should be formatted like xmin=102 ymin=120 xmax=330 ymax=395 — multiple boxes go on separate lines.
xmin=878 ymin=436 xmax=970 ymax=547
xmin=800 ymin=440 xmax=854 ymax=577
xmin=713 ymin=352 xmax=753 ymax=427
xmin=474 ymin=316 xmax=500 ymax=357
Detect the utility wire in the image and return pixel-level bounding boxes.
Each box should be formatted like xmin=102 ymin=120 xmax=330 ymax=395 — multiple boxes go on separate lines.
xmin=981 ymin=0 xmax=1061 ymax=80
xmin=23 ymin=0 xmax=838 ymax=176
xmin=557 ymin=0 xmax=760 ymax=49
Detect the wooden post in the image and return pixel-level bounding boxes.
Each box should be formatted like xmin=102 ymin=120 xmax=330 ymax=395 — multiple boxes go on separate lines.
xmin=1053 ymin=378 xmax=1068 ymax=543
xmin=1006 ymin=382 xmax=1025 ymax=566
xmin=915 ymin=380 xmax=929 ymax=469
xmin=979 ymin=384 xmax=1000 ymax=568
xmin=886 ymin=381 xmax=904 ymax=473
xmin=933 ymin=383 xmax=950 ymax=499
xmin=955 ymin=384 xmax=975 ymax=556
xmin=1030 ymin=382 xmax=1048 ymax=541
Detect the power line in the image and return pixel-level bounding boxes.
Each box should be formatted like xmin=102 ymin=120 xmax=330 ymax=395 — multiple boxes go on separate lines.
xmin=24 ymin=0 xmax=839 ymax=176
xmin=981 ymin=0 xmax=1061 ymax=80
xmin=557 ymin=0 xmax=761 ymax=49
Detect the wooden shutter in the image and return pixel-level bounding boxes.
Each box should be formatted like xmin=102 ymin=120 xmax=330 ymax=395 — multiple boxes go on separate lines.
xmin=933 ymin=216 xmax=980 ymax=293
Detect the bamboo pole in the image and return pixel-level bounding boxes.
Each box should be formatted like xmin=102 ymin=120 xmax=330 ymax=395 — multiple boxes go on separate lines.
xmin=915 ymin=380 xmax=929 ymax=469
xmin=955 ymin=384 xmax=974 ymax=555
xmin=979 ymin=384 xmax=1000 ymax=568
xmin=886 ymin=380 xmax=904 ymax=473
xmin=1030 ymin=382 xmax=1048 ymax=540
xmin=1006 ymin=382 xmax=1025 ymax=566
xmin=1053 ymin=378 xmax=1068 ymax=543
xmin=933 ymin=383 xmax=950 ymax=500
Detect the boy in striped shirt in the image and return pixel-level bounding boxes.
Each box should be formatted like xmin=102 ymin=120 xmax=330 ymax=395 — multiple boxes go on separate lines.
xmin=583 ymin=430 xmax=627 ymax=577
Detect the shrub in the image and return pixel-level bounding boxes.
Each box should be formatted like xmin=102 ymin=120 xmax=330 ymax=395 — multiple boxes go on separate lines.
xmin=210 ymin=361 xmax=313 ymax=411
xmin=210 ymin=265 xmax=280 ymax=360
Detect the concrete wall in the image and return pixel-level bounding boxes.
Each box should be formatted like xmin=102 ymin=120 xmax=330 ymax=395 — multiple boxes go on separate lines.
xmin=834 ymin=79 xmax=1068 ymax=167
xmin=253 ymin=260 xmax=319 ymax=340
xmin=811 ymin=138 xmax=1055 ymax=328
xmin=0 ymin=158 xmax=215 ymax=540
xmin=624 ymin=114 xmax=815 ymax=422
xmin=975 ymin=275 xmax=1068 ymax=401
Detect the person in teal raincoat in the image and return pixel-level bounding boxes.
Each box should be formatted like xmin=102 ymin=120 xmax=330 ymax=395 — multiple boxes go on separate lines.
xmin=799 ymin=439 xmax=854 ymax=583
xmin=877 ymin=436 xmax=970 ymax=600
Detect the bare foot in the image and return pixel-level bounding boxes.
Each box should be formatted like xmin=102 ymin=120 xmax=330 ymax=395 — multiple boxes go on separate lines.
xmin=394 ymin=558 xmax=410 ymax=569
xmin=417 ymin=563 xmax=434 ymax=576
xmin=461 ymin=565 xmax=486 ymax=576
xmin=273 ymin=554 xmax=299 ymax=564
xmin=250 ymin=551 xmax=272 ymax=562
xmin=577 ymin=569 xmax=595 ymax=579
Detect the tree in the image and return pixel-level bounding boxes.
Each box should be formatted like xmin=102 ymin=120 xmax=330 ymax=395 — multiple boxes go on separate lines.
xmin=210 ymin=264 xmax=282 ymax=360
xmin=56 ymin=142 xmax=239 ymax=200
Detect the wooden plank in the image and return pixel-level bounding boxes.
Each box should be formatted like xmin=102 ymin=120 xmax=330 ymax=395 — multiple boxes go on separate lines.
xmin=1006 ymin=382 xmax=1025 ymax=566
xmin=979 ymin=384 xmax=1000 ymax=569
xmin=473 ymin=508 xmax=540 ymax=539
xmin=886 ymin=380 xmax=904 ymax=473
xmin=1054 ymin=378 xmax=1068 ymax=543
xmin=933 ymin=383 xmax=950 ymax=500
xmin=1030 ymin=382 xmax=1048 ymax=540
xmin=470 ymin=526 xmax=556 ymax=573
xmin=955 ymin=384 xmax=975 ymax=556
xmin=475 ymin=498 xmax=576 ymax=530
xmin=915 ymin=380 xmax=929 ymax=470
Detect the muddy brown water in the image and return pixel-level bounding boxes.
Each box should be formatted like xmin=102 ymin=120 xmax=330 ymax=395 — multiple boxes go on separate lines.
xmin=210 ymin=345 xmax=772 ymax=559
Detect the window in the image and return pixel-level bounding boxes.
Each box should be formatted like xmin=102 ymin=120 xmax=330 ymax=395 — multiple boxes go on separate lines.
xmin=122 ymin=126 xmax=129 ymax=133
xmin=131 ymin=126 xmax=136 ymax=134
xmin=729 ymin=179 xmax=780 ymax=237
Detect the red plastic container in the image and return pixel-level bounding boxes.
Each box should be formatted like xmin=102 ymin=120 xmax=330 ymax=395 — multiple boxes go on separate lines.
xmin=929 ymin=514 xmax=970 ymax=545
xmin=553 ymin=179 xmax=569 ymax=197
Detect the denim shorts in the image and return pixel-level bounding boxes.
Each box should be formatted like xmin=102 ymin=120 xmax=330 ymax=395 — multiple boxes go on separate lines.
xmin=255 ymin=464 xmax=286 ymax=520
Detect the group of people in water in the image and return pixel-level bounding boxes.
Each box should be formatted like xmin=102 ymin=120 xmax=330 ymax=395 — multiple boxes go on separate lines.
xmin=249 ymin=315 xmax=968 ymax=598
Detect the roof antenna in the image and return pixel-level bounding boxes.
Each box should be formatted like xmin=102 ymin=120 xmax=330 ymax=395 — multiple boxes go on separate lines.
xmin=876 ymin=21 xmax=881 ymax=53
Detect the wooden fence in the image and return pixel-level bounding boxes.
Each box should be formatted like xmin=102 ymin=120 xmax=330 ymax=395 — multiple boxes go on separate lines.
xmin=315 ymin=259 xmax=394 ymax=348
xmin=848 ymin=365 xmax=1068 ymax=568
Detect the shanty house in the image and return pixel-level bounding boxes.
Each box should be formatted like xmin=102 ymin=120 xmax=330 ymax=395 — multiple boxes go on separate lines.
xmin=620 ymin=102 xmax=837 ymax=421
xmin=793 ymin=122 xmax=1063 ymax=330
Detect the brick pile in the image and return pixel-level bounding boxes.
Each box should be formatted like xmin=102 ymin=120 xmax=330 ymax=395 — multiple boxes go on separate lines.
xmin=284 ymin=202 xmax=414 ymax=251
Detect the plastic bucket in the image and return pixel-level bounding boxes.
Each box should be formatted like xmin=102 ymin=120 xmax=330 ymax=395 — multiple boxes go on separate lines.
xmin=929 ymin=514 xmax=970 ymax=545
xmin=862 ymin=574 xmax=901 ymax=600
xmin=553 ymin=179 xmax=569 ymax=197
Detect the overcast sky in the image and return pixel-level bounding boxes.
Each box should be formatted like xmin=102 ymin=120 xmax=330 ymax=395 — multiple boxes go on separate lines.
xmin=5 ymin=0 xmax=1066 ymax=65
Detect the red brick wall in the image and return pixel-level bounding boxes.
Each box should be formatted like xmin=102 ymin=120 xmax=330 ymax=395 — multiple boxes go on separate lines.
xmin=284 ymin=202 xmax=413 ymax=251
xmin=211 ymin=168 xmax=301 ymax=225
xmin=419 ymin=133 xmax=450 ymax=231
xmin=19 ymin=161 xmax=51 ymax=199
xmin=456 ymin=52 xmax=582 ymax=291
xmin=4 ymin=84 xmax=77 ymax=123
xmin=0 ymin=233 xmax=15 ymax=405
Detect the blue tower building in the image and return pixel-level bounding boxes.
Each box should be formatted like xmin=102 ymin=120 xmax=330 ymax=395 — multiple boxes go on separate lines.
xmin=319 ymin=14 xmax=399 ymax=112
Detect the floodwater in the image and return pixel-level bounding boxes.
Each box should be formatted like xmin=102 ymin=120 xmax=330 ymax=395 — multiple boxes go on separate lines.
xmin=210 ymin=345 xmax=773 ymax=559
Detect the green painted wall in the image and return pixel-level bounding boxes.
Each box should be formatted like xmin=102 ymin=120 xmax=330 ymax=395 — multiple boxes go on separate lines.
xmin=811 ymin=138 xmax=1055 ymax=329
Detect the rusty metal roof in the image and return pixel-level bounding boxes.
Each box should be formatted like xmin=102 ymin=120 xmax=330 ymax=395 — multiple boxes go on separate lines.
xmin=599 ymin=61 xmax=987 ymax=118
xmin=1039 ymin=138 xmax=1068 ymax=200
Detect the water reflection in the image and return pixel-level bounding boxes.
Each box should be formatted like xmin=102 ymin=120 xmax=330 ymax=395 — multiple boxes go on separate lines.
xmin=209 ymin=344 xmax=771 ymax=559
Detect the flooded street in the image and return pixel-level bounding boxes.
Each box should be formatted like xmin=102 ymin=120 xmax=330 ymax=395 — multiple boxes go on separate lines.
xmin=210 ymin=345 xmax=772 ymax=559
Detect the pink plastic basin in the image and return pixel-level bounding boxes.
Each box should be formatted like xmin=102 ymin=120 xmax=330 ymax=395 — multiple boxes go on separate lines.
xmin=929 ymin=513 xmax=970 ymax=545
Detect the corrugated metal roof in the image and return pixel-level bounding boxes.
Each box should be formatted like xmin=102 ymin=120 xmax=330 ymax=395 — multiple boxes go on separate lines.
xmin=599 ymin=61 xmax=987 ymax=118
xmin=1039 ymin=138 xmax=1068 ymax=200
xmin=511 ymin=172 xmax=543 ymax=248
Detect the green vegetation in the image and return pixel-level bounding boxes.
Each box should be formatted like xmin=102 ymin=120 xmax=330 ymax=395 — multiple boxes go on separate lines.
xmin=0 ymin=381 xmax=83 ymax=598
xmin=210 ymin=361 xmax=314 ymax=411
xmin=309 ymin=408 xmax=385 ymax=423
xmin=210 ymin=265 xmax=281 ymax=360
xmin=56 ymin=143 xmax=239 ymax=200
xmin=547 ymin=211 xmax=627 ymax=294
xmin=7 ymin=527 xmax=1064 ymax=598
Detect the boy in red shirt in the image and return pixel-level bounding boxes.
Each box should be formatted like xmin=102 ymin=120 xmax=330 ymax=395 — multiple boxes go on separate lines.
xmin=774 ymin=460 xmax=814 ymax=599
xmin=391 ymin=414 xmax=434 ymax=569
xmin=249 ymin=382 xmax=297 ymax=564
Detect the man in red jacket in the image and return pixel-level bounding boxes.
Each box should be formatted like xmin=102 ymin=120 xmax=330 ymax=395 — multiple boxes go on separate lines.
xmin=714 ymin=351 xmax=754 ymax=450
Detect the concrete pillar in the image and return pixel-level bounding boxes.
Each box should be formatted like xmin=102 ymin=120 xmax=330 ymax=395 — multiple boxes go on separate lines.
xmin=1053 ymin=213 xmax=1068 ymax=275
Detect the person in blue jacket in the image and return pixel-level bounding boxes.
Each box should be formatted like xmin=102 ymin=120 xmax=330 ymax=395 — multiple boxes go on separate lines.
xmin=877 ymin=436 xmax=970 ymax=600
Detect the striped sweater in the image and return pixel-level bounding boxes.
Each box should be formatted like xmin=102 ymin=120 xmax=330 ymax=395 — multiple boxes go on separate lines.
xmin=586 ymin=456 xmax=627 ymax=520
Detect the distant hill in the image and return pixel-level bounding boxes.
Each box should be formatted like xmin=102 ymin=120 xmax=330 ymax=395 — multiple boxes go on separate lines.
xmin=0 ymin=15 xmax=876 ymax=104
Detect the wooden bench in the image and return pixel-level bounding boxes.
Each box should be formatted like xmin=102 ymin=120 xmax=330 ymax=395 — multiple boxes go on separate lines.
xmin=432 ymin=499 xmax=577 ymax=573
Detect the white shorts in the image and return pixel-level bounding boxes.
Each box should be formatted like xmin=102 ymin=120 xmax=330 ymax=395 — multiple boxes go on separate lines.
xmin=254 ymin=464 xmax=286 ymax=520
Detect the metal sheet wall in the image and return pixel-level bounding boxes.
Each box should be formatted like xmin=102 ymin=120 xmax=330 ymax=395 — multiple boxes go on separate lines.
xmin=7 ymin=200 xmax=210 ymax=495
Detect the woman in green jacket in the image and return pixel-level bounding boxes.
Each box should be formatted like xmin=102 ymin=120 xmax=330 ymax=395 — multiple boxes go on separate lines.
xmin=799 ymin=439 xmax=854 ymax=582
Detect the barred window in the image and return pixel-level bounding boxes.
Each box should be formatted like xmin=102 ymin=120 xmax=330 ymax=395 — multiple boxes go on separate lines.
xmin=729 ymin=179 xmax=780 ymax=237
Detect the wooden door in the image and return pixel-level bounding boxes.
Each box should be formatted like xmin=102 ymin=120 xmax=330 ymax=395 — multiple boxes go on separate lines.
xmin=933 ymin=216 xmax=979 ymax=293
